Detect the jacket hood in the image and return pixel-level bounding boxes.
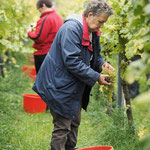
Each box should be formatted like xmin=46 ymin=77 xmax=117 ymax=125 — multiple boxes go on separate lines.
xmin=66 ymin=14 xmax=83 ymax=25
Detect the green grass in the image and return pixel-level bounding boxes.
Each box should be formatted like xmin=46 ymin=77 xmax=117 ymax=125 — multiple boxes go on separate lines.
xmin=0 ymin=53 xmax=149 ymax=150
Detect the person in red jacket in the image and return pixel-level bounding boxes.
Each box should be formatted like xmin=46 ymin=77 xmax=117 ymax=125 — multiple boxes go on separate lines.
xmin=27 ymin=0 xmax=63 ymax=73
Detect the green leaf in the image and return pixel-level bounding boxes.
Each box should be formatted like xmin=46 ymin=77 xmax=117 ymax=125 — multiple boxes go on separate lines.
xmin=131 ymin=17 xmax=145 ymax=27
xmin=134 ymin=5 xmax=143 ymax=16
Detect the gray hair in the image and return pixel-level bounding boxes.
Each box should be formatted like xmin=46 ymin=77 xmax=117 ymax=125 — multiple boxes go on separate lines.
xmin=84 ymin=0 xmax=114 ymax=17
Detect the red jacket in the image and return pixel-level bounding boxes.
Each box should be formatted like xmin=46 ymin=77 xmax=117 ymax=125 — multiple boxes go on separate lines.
xmin=28 ymin=10 xmax=63 ymax=55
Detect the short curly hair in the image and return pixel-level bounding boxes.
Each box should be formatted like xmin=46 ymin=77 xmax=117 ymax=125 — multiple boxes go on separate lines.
xmin=36 ymin=0 xmax=52 ymax=9
xmin=84 ymin=0 xmax=114 ymax=17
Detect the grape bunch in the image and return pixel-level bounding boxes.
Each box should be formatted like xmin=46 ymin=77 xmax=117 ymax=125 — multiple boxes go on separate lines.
xmin=99 ymin=68 xmax=116 ymax=103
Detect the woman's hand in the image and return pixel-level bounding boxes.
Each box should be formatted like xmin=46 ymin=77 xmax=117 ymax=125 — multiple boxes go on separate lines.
xmin=98 ymin=74 xmax=111 ymax=85
xmin=102 ymin=62 xmax=114 ymax=72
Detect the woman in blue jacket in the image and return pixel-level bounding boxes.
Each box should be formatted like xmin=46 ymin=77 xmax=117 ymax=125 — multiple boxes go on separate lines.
xmin=33 ymin=0 xmax=114 ymax=149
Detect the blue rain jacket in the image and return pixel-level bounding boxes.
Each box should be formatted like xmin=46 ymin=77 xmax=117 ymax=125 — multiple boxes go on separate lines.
xmin=32 ymin=17 xmax=105 ymax=120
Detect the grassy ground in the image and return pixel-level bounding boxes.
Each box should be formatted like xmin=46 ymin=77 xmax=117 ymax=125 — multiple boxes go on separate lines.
xmin=0 ymin=53 xmax=149 ymax=150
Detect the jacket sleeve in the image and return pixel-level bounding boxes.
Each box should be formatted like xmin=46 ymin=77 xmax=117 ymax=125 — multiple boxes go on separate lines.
xmin=27 ymin=15 xmax=50 ymax=43
xmin=60 ymin=24 xmax=100 ymax=87
xmin=95 ymin=37 xmax=105 ymax=72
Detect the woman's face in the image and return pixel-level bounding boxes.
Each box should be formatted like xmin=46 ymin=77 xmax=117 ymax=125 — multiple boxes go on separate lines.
xmin=86 ymin=12 xmax=109 ymax=32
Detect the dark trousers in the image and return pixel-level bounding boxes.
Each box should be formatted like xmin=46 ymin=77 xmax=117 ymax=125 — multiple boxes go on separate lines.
xmin=50 ymin=109 xmax=81 ymax=150
xmin=34 ymin=54 xmax=46 ymax=74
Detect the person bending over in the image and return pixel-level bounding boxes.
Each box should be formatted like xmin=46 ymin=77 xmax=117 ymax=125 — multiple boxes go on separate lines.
xmin=33 ymin=0 xmax=114 ymax=149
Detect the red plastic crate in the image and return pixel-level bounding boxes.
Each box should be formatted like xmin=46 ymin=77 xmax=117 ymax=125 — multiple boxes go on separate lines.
xmin=23 ymin=94 xmax=47 ymax=114
xmin=77 ymin=146 xmax=113 ymax=150
xmin=22 ymin=65 xmax=36 ymax=81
